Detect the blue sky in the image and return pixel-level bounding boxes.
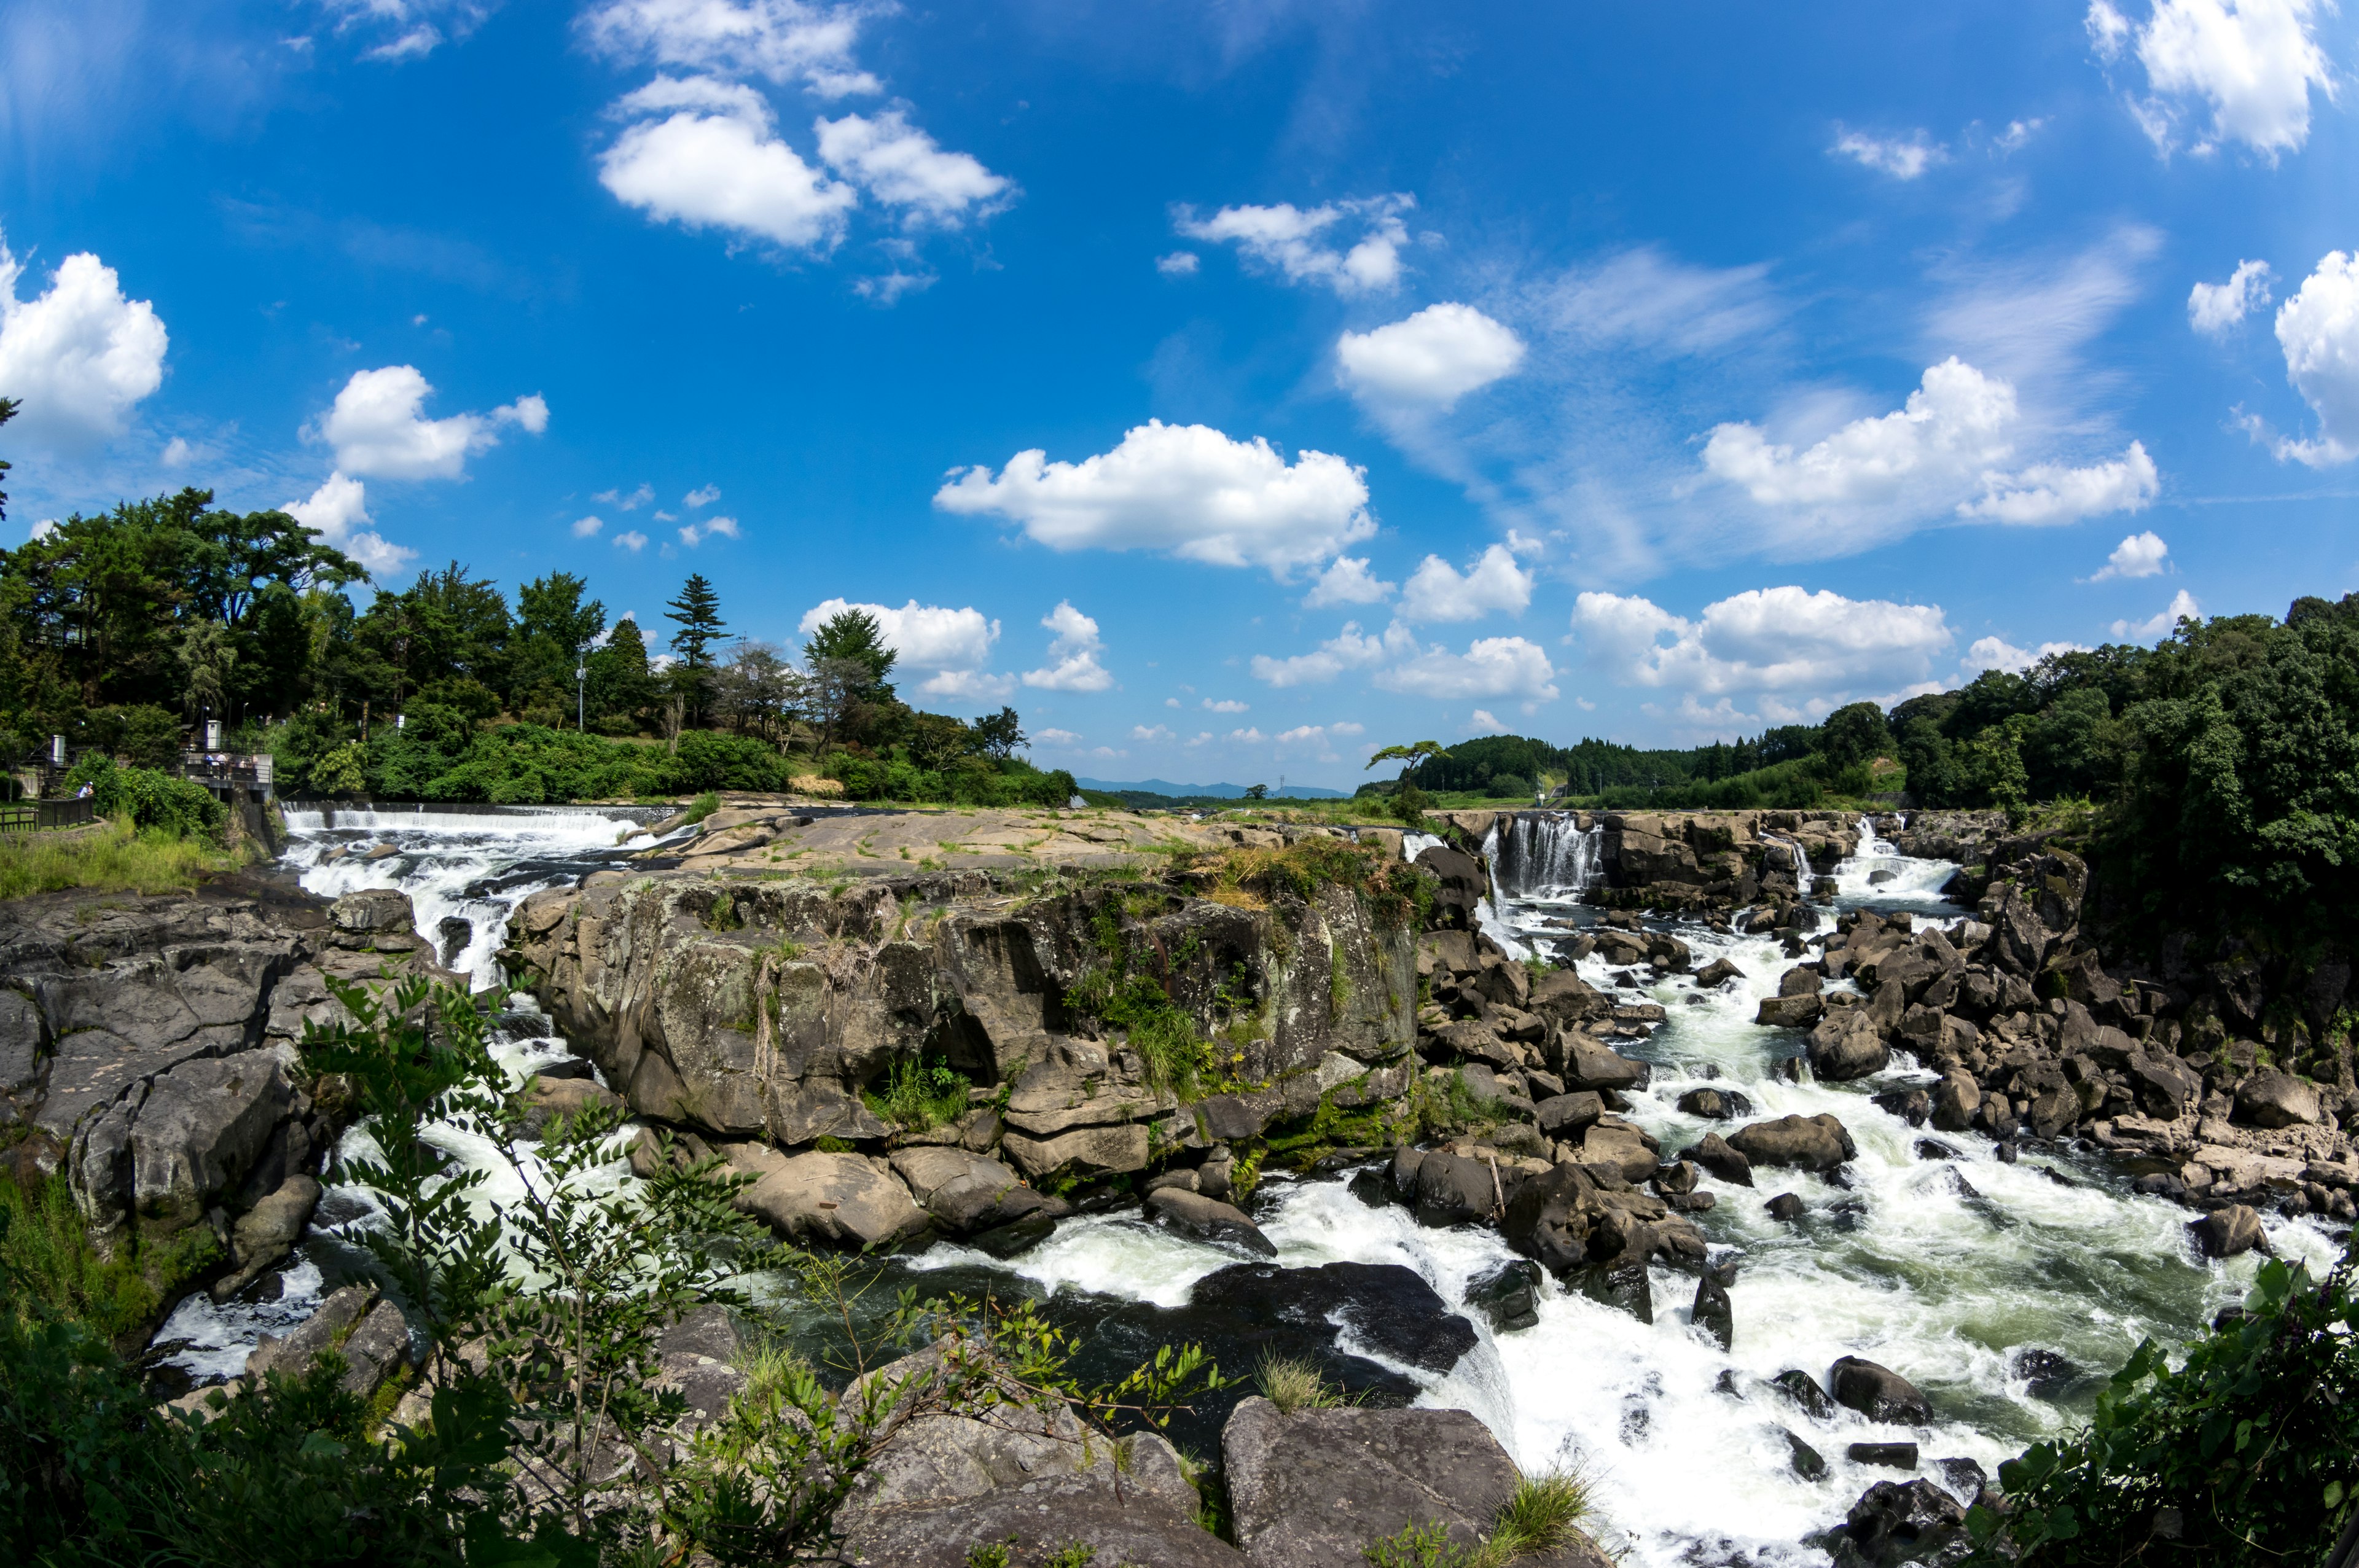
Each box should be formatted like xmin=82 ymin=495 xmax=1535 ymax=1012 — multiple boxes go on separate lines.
xmin=1 ymin=0 xmax=2354 ymax=786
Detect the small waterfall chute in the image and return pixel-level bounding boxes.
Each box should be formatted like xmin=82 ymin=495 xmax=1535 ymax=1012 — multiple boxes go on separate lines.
xmin=1489 ymin=812 xmax=1605 ymax=900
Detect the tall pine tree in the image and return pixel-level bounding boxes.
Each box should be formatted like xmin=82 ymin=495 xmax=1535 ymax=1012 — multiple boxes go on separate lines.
xmin=664 ymin=574 xmax=727 ymax=726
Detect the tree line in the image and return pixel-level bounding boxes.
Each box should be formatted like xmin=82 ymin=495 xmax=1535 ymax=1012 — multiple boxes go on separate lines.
xmin=0 ymin=470 xmax=1067 ymax=807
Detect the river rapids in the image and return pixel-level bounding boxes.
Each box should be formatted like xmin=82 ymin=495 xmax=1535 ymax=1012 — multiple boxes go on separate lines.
xmin=149 ymin=805 xmax=2342 ymax=1567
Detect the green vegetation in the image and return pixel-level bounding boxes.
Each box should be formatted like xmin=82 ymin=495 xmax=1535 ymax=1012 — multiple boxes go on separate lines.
xmin=1254 ymin=1352 xmax=1348 ymax=1413
xmin=0 ymin=972 xmax=1223 ymax=1566
xmin=862 ymin=1056 xmax=971 ymax=1133
xmin=1356 ymin=1469 xmax=1595 ymax=1568
xmin=0 ymin=1173 xmax=219 ymax=1343
xmin=0 ymin=483 xmax=1073 ymax=809
xmin=0 ymin=816 xmax=248 ymax=900
xmin=1968 ymin=1250 xmax=2357 ymax=1567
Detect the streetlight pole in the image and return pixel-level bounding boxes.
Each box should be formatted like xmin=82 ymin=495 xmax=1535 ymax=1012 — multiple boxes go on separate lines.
xmin=576 ymin=645 xmax=588 ymax=731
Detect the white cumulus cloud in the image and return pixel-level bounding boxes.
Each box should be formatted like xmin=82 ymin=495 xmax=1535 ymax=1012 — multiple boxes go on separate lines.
xmin=1248 ymin=621 xmax=1406 ymax=688
xmin=1202 ymin=698 xmax=1248 ymax=713
xmin=1336 ymin=302 xmax=1526 ymax=408
xmin=1375 ymin=636 xmax=1558 ymax=703
xmin=684 ymin=483 xmax=721 ymax=507
xmin=599 ymin=76 xmax=858 ymax=251
xmin=1963 ymin=635 xmax=2091 ymax=676
xmin=614 ymin=529 xmax=649 ymax=552
xmin=1023 ymin=601 xmax=1113 ymax=692
xmin=1156 ymin=252 xmax=1200 ymax=276
xmin=282 ymin=472 xmax=417 ymax=577
xmin=0 ymin=235 xmax=168 ymax=446
xmin=578 ymin=0 xmax=878 ymax=95
xmin=1570 ymin=587 xmax=1952 ymax=709
xmin=1831 ymin=127 xmax=1947 ymax=178
xmin=1304 ymin=556 xmax=1395 ymax=608
xmin=815 ymin=110 xmax=1012 ymax=225
xmin=573 ymin=515 xmax=605 ymax=537
xmin=678 ymin=515 xmax=741 ymax=545
xmin=1173 ymin=195 xmax=1414 ymax=296
xmin=2265 ymin=251 xmax=2359 ymax=465
xmin=1703 ymin=357 xmax=2159 ymax=543
xmin=314 ymin=365 xmax=546 ymax=481
xmin=2093 ymin=529 xmax=2170 ymax=579
xmin=2087 ymin=0 xmax=2336 ymax=158
xmin=1468 ymin=709 xmax=1509 ymax=735
xmin=1132 ymin=724 xmax=1175 ymax=743
xmin=1398 ymin=544 xmax=1533 ymax=624
xmin=2113 ymin=587 xmax=2202 ymax=639
xmin=1035 ymin=727 xmax=1080 ymax=745
xmin=798 ymin=595 xmax=1004 ymax=697
xmin=2189 ymin=259 xmax=2274 ymax=333
xmin=936 ymin=419 xmax=1375 ymax=579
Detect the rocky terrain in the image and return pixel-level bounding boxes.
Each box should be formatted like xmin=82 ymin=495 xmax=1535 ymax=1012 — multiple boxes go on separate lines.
xmin=0 ymin=872 xmax=448 ymax=1322
xmin=12 ymin=796 xmax=2350 ymax=1566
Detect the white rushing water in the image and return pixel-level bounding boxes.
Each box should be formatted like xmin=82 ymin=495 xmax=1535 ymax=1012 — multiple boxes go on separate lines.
xmin=182 ymin=804 xmax=2342 ymax=1566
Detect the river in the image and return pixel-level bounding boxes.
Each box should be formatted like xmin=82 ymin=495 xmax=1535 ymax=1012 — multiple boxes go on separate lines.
xmin=152 ymin=805 xmax=2341 ymax=1566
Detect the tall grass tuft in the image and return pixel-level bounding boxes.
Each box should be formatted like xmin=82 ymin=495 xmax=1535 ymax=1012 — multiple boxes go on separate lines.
xmin=1485 ymin=1469 xmax=1594 ymax=1560
xmin=0 ymin=818 xmax=243 ymax=902
xmin=1254 ymin=1351 xmax=1347 ymax=1413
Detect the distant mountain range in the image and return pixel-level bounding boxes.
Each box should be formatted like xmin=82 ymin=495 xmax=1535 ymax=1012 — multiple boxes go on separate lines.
xmin=1072 ymin=776 xmax=1352 ymax=800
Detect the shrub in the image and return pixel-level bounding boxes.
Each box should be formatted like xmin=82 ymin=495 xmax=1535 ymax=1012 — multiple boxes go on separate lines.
xmin=1968 ymin=1250 xmax=2358 ymax=1565
xmin=670 ymin=728 xmax=787 ymax=792
xmin=863 ymin=1056 xmax=971 ymax=1133
xmin=66 ymin=755 xmax=225 ymax=841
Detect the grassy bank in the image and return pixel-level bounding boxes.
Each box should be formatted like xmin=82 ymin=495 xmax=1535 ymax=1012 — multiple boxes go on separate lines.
xmin=0 ymin=818 xmax=250 ymax=901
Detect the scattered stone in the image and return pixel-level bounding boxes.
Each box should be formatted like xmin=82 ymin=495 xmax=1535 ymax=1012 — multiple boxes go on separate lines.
xmin=1784 ymin=1429 xmax=1829 ymax=1480
xmin=1690 ymin=1131 xmax=1755 ymax=1187
xmin=1772 ymin=1368 xmax=1836 ymax=1420
xmin=2190 ymin=1203 xmax=2266 ymax=1259
xmin=1692 ymin=1271 xmax=1733 ymax=1350
xmin=733 ymin=1150 xmax=929 ymax=1250
xmin=1913 ymin=1138 xmax=1961 ymax=1161
xmin=1829 ymin=1356 xmax=1933 ymax=1424
xmin=1676 ymin=1086 xmax=1753 ymax=1120
xmin=2010 ymin=1348 xmax=2078 ymax=1398
xmin=1694 ymin=958 xmax=1744 ymax=988
xmin=1871 ymin=1088 xmax=1931 ymax=1127
xmin=1765 ymin=1192 xmax=1805 ymax=1222
xmin=1806 ymin=1010 xmax=1890 ymax=1082
xmin=1848 ymin=1441 xmax=1920 ymax=1469
xmin=1464 ymin=1259 xmax=1542 ymax=1332
xmin=519 ymin=1075 xmax=624 ymax=1137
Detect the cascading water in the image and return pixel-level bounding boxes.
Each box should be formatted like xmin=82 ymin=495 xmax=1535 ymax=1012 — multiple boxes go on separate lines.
xmin=1831 ymin=814 xmax=1960 ymax=908
xmin=170 ymin=806 xmax=2348 ymax=1566
xmin=1489 ymin=811 xmax=1606 ymax=900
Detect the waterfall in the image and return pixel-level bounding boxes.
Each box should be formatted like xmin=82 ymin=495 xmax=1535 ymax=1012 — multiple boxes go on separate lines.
xmin=1831 ymin=813 xmax=1961 ymax=906
xmin=1488 ymin=811 xmax=1604 ymax=900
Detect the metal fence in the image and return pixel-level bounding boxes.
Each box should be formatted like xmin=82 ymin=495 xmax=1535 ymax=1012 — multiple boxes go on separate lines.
xmin=0 ymin=797 xmax=96 ymax=834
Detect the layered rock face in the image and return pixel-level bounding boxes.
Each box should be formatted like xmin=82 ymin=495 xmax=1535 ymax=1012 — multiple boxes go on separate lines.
xmin=504 ymin=855 xmax=1419 ymax=1225
xmin=0 ymin=877 xmax=447 ymax=1295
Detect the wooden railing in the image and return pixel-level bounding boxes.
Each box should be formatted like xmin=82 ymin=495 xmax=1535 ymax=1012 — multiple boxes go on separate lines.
xmin=0 ymin=797 xmax=96 ymax=834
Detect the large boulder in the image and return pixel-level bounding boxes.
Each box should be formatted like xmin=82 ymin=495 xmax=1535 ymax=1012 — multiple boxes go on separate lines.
xmin=1829 ymin=1356 xmax=1933 ymax=1424
xmin=518 ymin=1075 xmax=624 ymax=1137
xmin=2191 ymin=1204 xmax=2266 ymax=1259
xmin=888 ymin=1146 xmax=1058 ymax=1235
xmin=1535 ymin=1090 xmax=1605 ymax=1134
xmin=1833 ymin=1478 xmax=1968 ymax=1567
xmin=1224 ymin=1397 xmax=1611 ymax=1568
xmin=74 ymin=1048 xmax=294 ymax=1236
xmin=1807 ymin=1010 xmax=1890 ymax=1082
xmin=1414 ymin=1150 xmax=1500 ymax=1227
xmin=2235 ymin=1071 xmax=2321 ymax=1129
xmin=839 ymin=1344 xmax=1230 ymax=1566
xmin=1729 ymin=1114 xmax=1856 ymax=1173
xmin=1500 ymin=1161 xmax=1704 ymax=1280
xmin=1415 ymin=846 xmax=1487 ymax=929
xmin=246 ymin=1285 xmax=414 ymax=1398
xmin=213 ymin=1174 xmax=319 ymax=1300
xmin=1689 ymin=1131 xmax=1755 ymax=1187
xmin=733 ymin=1149 xmax=929 ymax=1249
xmin=1676 ymin=1086 xmax=1751 ymax=1121
xmin=1559 ymin=1036 xmax=1650 ymax=1093
xmin=1146 ymin=1187 xmax=1277 ymax=1256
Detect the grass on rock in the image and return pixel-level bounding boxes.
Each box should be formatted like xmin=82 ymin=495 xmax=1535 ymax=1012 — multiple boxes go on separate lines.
xmin=0 ymin=818 xmax=246 ymax=900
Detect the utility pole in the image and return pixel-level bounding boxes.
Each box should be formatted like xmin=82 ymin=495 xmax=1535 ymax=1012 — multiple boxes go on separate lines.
xmin=577 ymin=644 xmax=588 ymax=731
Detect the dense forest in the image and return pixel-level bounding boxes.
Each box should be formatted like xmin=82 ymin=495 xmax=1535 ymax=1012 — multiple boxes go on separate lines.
xmin=0 ymin=482 xmax=1072 ymax=808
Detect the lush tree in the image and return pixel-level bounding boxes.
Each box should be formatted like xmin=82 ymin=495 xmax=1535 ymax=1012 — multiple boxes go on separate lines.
xmin=972 ymin=706 xmax=1025 ymax=760
xmin=585 ymin=614 xmax=656 ymax=733
xmin=1817 ymin=701 xmax=1892 ymax=771
xmin=663 ymin=574 xmax=727 ymax=726
xmin=802 ymin=608 xmax=896 ymax=693
xmin=711 ymin=641 xmax=798 ymax=741
xmin=511 ymin=572 xmax=606 ymax=722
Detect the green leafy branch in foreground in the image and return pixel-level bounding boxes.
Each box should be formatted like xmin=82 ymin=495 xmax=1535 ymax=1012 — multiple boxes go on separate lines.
xmin=2 ymin=970 xmax=1225 ymax=1567
xmin=1966 ymin=1247 xmax=2359 ymax=1566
